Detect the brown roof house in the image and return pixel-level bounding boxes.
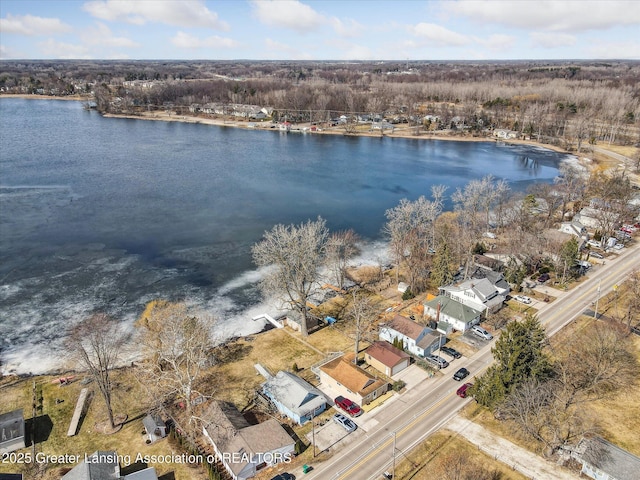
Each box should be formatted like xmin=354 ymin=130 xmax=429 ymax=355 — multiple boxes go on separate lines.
xmin=379 ymin=315 xmax=445 ymax=358
xmin=0 ymin=409 xmax=25 ymax=454
xmin=365 ymin=341 xmax=410 ymax=377
xmin=201 ymin=401 xmax=295 ymax=480
xmin=319 ymin=355 xmax=388 ymax=405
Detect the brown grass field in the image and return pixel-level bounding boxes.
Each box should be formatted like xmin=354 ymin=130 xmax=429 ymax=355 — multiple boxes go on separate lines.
xmin=392 ymin=430 xmax=528 ymax=480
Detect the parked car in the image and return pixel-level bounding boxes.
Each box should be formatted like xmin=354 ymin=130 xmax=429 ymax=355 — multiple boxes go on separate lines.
xmin=587 ymin=239 xmax=601 ymax=248
xmin=513 ymin=295 xmax=532 ymax=304
xmin=334 ymin=396 xmax=362 ymax=417
xmin=614 ymin=243 xmax=624 ymax=250
xmin=440 ymin=346 xmax=462 ymax=359
xmin=333 ymin=413 xmax=357 ymax=432
xmin=270 ymin=474 xmax=295 ymax=480
xmin=456 ymin=383 xmax=473 ymax=398
xmin=538 ymin=273 xmax=550 ymax=283
xmin=590 ymin=251 xmax=604 ymax=259
xmin=453 ymin=367 xmax=469 ymax=381
xmin=471 ymin=325 xmax=493 ymax=340
xmin=426 ymin=355 xmax=449 ymax=368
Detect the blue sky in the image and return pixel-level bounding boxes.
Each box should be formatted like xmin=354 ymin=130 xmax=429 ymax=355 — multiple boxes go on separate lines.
xmin=1 ymin=0 xmax=639 ymax=60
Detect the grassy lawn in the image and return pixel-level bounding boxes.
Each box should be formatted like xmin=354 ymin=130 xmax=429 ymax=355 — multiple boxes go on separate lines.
xmin=392 ymin=430 xmax=528 ymax=480
xmin=0 ymin=370 xmax=208 ymax=480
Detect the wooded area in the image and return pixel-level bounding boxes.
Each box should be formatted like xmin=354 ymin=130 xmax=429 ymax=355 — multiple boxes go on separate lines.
xmin=1 ymin=59 xmax=638 ymax=148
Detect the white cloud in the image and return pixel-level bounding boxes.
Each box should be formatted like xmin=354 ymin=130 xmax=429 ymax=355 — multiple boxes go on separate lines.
xmin=0 ymin=13 xmax=72 ymax=36
xmin=263 ymin=38 xmax=313 ymax=59
xmin=587 ymin=41 xmax=640 ymax=59
xmin=82 ymin=0 xmax=229 ymax=30
xmin=476 ymin=34 xmax=516 ymax=52
xmin=443 ymin=0 xmax=640 ymax=32
xmin=331 ymin=17 xmax=365 ymax=38
xmin=82 ymin=23 xmax=140 ymax=48
xmin=171 ymin=31 xmax=240 ymax=49
xmin=530 ymin=32 xmax=576 ymax=49
xmin=37 ymin=39 xmax=91 ymax=59
xmin=411 ymin=22 xmax=469 ymax=46
xmin=252 ymin=0 xmax=325 ymax=32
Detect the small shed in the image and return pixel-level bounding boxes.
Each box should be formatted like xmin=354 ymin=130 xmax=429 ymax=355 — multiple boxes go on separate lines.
xmin=0 ymin=409 xmax=26 ymax=454
xmin=143 ymin=414 xmax=167 ymax=443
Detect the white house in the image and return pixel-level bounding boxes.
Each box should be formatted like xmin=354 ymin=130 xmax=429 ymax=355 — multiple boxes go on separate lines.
xmin=570 ymin=436 xmax=640 ymax=480
xmin=559 ymin=220 xmax=588 ymax=238
xmin=262 ymin=371 xmax=326 ymax=425
xmin=379 ymin=315 xmax=444 ymax=358
xmin=424 ymin=295 xmax=483 ymax=333
xmin=0 ymin=409 xmax=25 ymax=454
xmin=440 ymin=278 xmax=505 ymax=314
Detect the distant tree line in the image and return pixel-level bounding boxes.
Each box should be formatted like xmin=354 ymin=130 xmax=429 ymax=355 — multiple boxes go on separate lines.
xmin=1 ymin=59 xmax=638 ymax=146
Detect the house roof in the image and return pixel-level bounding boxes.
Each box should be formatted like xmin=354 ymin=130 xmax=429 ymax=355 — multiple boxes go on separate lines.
xmin=263 ymin=371 xmax=326 ymax=418
xmin=201 ymin=401 xmax=251 ymax=447
xmin=142 ymin=414 xmax=165 ymax=433
xmin=424 ymin=295 xmax=483 ymax=323
xmin=0 ymin=409 xmax=24 ymax=446
xmin=61 ymin=451 xmax=120 ymax=480
xmin=123 ymin=468 xmax=158 ymax=480
xmin=384 ymin=315 xmax=426 ymax=341
xmin=225 ymin=419 xmax=294 ymax=475
xmin=320 ymin=356 xmax=387 ymax=397
xmin=365 ymin=341 xmax=410 ymax=368
xmin=202 ymin=402 xmax=294 ymax=477
xmin=456 ymin=278 xmax=497 ymax=300
xmin=416 ymin=330 xmax=442 ymax=349
xmin=575 ymin=436 xmax=640 ymax=480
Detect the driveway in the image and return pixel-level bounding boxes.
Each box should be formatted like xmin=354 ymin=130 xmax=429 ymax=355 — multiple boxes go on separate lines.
xmin=305 ymin=417 xmax=361 ymax=454
xmin=391 ymin=363 xmax=432 ymax=389
xmin=446 ymin=416 xmax=578 ymax=479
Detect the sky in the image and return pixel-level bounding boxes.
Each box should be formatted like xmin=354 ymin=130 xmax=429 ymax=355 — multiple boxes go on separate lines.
xmin=1 ymin=0 xmax=639 ymax=61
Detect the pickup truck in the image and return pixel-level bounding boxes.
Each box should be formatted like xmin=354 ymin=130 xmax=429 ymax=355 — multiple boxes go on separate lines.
xmin=334 ymin=396 xmax=363 ymax=417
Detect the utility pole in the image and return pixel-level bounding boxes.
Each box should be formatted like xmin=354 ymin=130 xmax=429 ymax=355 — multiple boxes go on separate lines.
xmin=594 ymin=279 xmax=602 ymax=319
xmin=311 ymin=410 xmax=316 ymax=458
xmin=392 ymin=431 xmax=396 ymax=479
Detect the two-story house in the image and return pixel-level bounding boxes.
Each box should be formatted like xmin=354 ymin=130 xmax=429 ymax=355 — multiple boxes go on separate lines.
xmin=378 ymin=315 xmax=444 ymax=358
xmin=440 ymin=277 xmax=505 ymax=314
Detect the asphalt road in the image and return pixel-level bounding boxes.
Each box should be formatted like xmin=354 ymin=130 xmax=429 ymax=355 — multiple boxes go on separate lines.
xmin=302 ymin=242 xmax=640 ymax=480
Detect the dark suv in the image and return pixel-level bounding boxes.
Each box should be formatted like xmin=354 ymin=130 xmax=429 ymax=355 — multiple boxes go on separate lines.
xmin=538 ymin=273 xmax=550 ymax=283
xmin=440 ymin=346 xmax=462 ymax=359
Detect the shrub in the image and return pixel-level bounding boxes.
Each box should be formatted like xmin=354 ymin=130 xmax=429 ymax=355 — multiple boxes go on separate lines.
xmin=402 ymin=288 xmax=415 ymax=300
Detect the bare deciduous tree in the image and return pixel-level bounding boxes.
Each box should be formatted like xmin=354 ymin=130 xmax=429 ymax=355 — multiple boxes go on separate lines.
xmin=325 ymin=229 xmax=359 ymax=290
xmin=67 ymin=313 xmax=127 ymax=429
xmin=346 ymin=288 xmax=379 ymax=363
xmin=252 ymin=217 xmax=329 ymax=337
xmin=137 ymin=301 xmax=216 ymax=419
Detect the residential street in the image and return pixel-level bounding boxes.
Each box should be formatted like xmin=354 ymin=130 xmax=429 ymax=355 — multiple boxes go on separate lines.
xmin=294 ymin=242 xmax=640 ymax=480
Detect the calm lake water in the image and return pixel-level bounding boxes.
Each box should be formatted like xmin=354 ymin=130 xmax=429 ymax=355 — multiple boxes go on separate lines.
xmin=0 ymin=98 xmax=572 ymax=373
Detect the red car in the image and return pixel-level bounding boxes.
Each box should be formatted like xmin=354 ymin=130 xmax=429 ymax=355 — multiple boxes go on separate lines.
xmin=334 ymin=396 xmax=363 ymax=417
xmin=456 ymin=383 xmax=473 ymax=398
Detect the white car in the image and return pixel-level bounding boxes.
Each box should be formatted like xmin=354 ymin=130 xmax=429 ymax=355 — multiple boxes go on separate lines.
xmin=471 ymin=325 xmax=493 ymax=340
xmin=587 ymin=240 xmax=601 ymax=248
xmin=513 ymin=295 xmax=532 ymax=304
xmin=333 ymin=413 xmax=357 ymax=432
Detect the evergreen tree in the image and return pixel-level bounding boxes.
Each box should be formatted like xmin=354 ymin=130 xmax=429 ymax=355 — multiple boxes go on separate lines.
xmin=430 ymin=241 xmax=454 ymax=288
xmin=558 ymin=237 xmax=579 ymax=283
xmin=472 ymin=314 xmax=553 ymax=408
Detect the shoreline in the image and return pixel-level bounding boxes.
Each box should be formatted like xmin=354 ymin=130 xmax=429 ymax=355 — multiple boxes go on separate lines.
xmin=1 ymin=93 xmax=571 ymax=155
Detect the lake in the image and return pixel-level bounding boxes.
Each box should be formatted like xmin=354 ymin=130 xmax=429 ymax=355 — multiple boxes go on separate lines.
xmin=0 ymin=98 xmax=572 ymax=373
